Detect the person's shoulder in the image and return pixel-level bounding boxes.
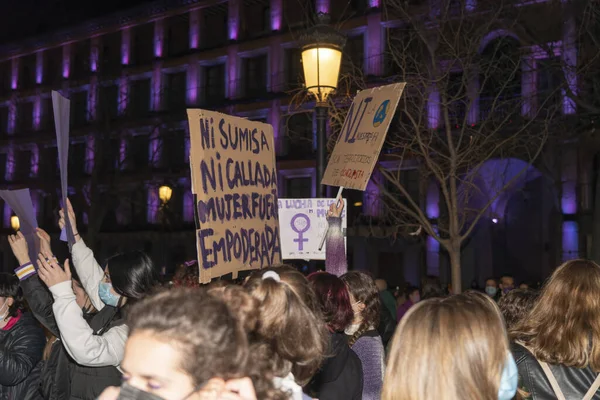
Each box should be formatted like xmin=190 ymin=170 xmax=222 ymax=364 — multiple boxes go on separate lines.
xmin=511 ymin=341 xmax=533 ymax=365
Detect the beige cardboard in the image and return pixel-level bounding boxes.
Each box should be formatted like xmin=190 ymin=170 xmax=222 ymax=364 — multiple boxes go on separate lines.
xmin=187 ymin=109 xmax=281 ymax=283
xmin=322 ymin=83 xmax=406 ymax=191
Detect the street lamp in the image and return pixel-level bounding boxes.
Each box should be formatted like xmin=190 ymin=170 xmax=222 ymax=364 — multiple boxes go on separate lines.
xmin=301 ymin=13 xmax=345 ymax=198
xmin=158 ymin=185 xmax=173 ymax=205
xmin=10 ymin=215 xmax=19 ymax=232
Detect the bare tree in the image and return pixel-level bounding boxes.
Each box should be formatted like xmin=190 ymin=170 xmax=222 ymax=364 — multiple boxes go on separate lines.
xmin=318 ymin=0 xmax=569 ymax=292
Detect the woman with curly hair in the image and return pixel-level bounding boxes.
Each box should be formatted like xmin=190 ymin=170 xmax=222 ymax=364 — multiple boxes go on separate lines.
xmin=341 ymin=271 xmax=384 ymax=400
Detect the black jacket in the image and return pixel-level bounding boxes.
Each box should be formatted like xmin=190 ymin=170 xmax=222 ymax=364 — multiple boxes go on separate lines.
xmin=20 ymin=275 xmax=122 ymax=400
xmin=513 ymin=342 xmax=600 ymax=399
xmin=305 ymin=332 xmax=363 ymax=400
xmin=0 ymin=311 xmax=45 ymax=400
xmin=377 ymin=294 xmax=397 ymax=349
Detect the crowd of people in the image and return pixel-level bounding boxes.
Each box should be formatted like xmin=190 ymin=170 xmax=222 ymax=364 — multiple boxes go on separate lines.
xmin=0 ymin=198 xmax=599 ymax=399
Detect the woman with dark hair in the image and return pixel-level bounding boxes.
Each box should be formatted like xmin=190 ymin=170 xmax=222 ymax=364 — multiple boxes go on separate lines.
xmin=511 ymin=260 xmax=600 ymax=399
xmin=8 ymin=228 xmax=126 ymax=400
xmin=98 ymin=288 xmax=284 ymax=400
xmin=306 ymin=272 xmax=363 ymax=400
xmin=341 ymin=271 xmax=385 ymax=400
xmin=39 ymin=199 xmax=160 ymax=372
xmin=0 ymin=272 xmax=46 ymax=400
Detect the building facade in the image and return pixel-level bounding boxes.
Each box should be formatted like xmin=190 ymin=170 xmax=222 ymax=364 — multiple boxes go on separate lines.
xmin=0 ymin=0 xmax=591 ymax=287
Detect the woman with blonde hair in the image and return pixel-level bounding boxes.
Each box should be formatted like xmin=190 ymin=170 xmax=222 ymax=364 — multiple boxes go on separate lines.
xmin=382 ymin=291 xmax=518 ymax=400
xmin=511 ymin=259 xmax=600 ymax=399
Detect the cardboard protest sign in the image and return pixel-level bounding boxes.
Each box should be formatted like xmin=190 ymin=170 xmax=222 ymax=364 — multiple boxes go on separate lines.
xmin=278 ymin=198 xmax=347 ymax=260
xmin=322 ymin=83 xmax=406 ymax=191
xmin=187 ymin=109 xmax=281 ymax=283
xmin=0 ymin=189 xmax=39 ymax=264
xmin=52 ymin=91 xmax=75 ymax=247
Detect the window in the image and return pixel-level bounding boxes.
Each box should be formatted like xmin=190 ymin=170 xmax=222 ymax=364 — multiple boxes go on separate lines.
xmin=129 ymin=79 xmax=151 ymax=117
xmin=342 ymin=34 xmax=364 ymax=74
xmin=202 ymin=4 xmax=228 ymax=48
xmin=537 ymin=57 xmax=562 ymax=111
xmin=384 ymin=169 xmax=420 ymax=207
xmin=69 ymin=142 xmax=87 ymax=179
xmin=284 ymin=48 xmax=303 ymax=90
xmin=15 ymin=150 xmax=32 ymax=180
xmin=283 ymin=113 xmax=313 ymax=157
xmin=99 ymin=85 xmax=119 ymax=121
xmin=0 ymin=106 xmax=9 ymax=135
xmin=129 ymin=135 xmax=149 ymax=170
xmin=285 ymin=177 xmax=312 ymax=198
xmin=0 ymin=153 xmax=7 ymax=181
xmin=446 ymin=72 xmax=466 ymax=126
xmin=45 ymin=47 xmax=63 ymax=86
xmin=283 ymin=0 xmax=309 ymax=28
xmin=19 ymin=54 xmax=36 ymax=90
xmin=0 ymin=61 xmax=11 ymax=92
xmin=100 ymin=32 xmax=122 ymax=77
xmin=166 ymin=72 xmax=187 ymax=111
xmin=42 ymin=147 xmax=59 ymax=180
xmin=131 ymin=187 xmax=147 ymax=226
xmin=203 ymin=64 xmax=225 ymax=104
xmin=40 ymin=97 xmax=53 ymax=130
xmin=131 ymin=23 xmax=154 ymax=66
xmin=16 ymin=101 xmax=34 ymax=133
xmin=165 ymin=14 xmax=190 ymax=57
xmin=102 ymin=137 xmax=121 ymax=172
xmin=71 ymin=91 xmax=88 ymax=127
xmin=243 ymin=55 xmax=268 ymax=97
xmin=162 ymin=129 xmax=186 ymax=171
xmin=242 ymin=0 xmax=270 ymax=38
xmin=72 ymin=40 xmax=91 ymax=80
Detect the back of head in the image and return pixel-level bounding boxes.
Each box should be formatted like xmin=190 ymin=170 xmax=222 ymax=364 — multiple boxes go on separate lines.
xmin=107 ymin=250 xmax=160 ymax=300
xmin=512 ymin=259 xmax=600 ymax=370
xmin=307 ymin=272 xmax=353 ymax=332
xmin=383 ymin=292 xmax=508 ymax=400
xmin=498 ymin=289 xmax=538 ymax=331
xmin=127 ymin=288 xmax=249 ymax=386
xmin=172 ymin=261 xmax=199 ymax=288
xmin=0 ymin=273 xmax=23 ymax=317
xmin=421 ymin=275 xmax=444 ymax=300
xmin=245 ymin=266 xmax=327 ymax=385
xmin=375 ymin=279 xmax=387 ymax=292
xmin=341 ymin=271 xmax=381 ymax=345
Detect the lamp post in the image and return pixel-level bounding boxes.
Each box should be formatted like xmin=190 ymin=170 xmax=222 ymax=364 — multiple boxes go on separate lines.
xmin=301 ymin=13 xmax=345 ymax=198
xmin=10 ymin=216 xmax=19 ymax=232
xmin=158 ymin=185 xmax=172 ymax=277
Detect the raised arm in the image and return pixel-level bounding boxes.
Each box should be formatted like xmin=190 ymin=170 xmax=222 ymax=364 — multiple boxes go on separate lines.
xmin=59 ymin=199 xmax=105 ymax=311
xmin=325 ymin=201 xmax=347 ymax=277
xmin=38 ymin=255 xmax=127 ymax=367
xmin=8 ymin=231 xmax=59 ymax=336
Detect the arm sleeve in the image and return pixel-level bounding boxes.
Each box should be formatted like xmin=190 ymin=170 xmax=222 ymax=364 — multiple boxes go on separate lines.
xmin=15 ymin=263 xmax=60 ymax=337
xmin=49 ymin=281 xmax=127 ymax=367
xmin=0 ymin=318 xmax=45 ymax=386
xmin=71 ymin=239 xmax=106 ymax=311
xmin=325 ymin=216 xmax=347 ymax=277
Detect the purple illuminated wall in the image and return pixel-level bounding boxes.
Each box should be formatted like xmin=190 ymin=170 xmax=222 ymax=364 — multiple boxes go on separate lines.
xmin=366 ymin=15 xmax=382 ymax=76
xmin=119 ymin=77 xmax=128 ymax=114
xmin=363 ymin=177 xmax=381 ymax=216
xmin=227 ymin=48 xmax=238 ymax=99
xmin=154 ymin=19 xmax=164 ymax=58
xmin=562 ymin=16 xmax=577 ymax=115
xmin=271 ymin=0 xmax=282 ymax=31
xmin=86 ymin=135 xmax=95 ymax=174
xmin=427 ymin=226 xmax=440 ymax=276
xmin=119 ymin=138 xmax=127 ymax=170
xmin=33 ymin=97 xmax=41 ymax=130
xmin=184 ymin=190 xmax=194 ymax=222
xmin=6 ymin=147 xmax=14 ymax=180
xmin=228 ymin=0 xmax=240 ymax=40
xmin=36 ymin=52 xmax=43 ymax=84
xmin=121 ymin=28 xmax=131 ymax=65
xmin=428 ymin=87 xmax=440 ymax=129
xmin=187 ymin=62 xmax=198 ymax=104
xmin=31 ymin=146 xmax=39 ymax=177
xmin=561 ymin=148 xmax=577 ymax=215
xmin=3 ymin=204 xmax=11 ymax=228
xmin=88 ymin=78 xmax=97 ymax=120
xmin=11 ymin=59 xmax=18 ymax=90
xmin=62 ymin=44 xmax=70 ymax=79
xmin=147 ymin=185 xmax=159 ymax=224
xmin=315 ymin=0 xmax=329 ymax=13
xmin=562 ymin=221 xmax=578 ymax=261
xmin=189 ymin=9 xmax=201 ymax=48
xmin=152 ymin=67 xmax=162 ymax=110
xmin=90 ymin=37 xmax=99 ymax=72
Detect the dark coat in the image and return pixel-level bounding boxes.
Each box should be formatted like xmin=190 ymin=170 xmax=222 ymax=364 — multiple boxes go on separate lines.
xmin=0 ymin=311 xmax=45 ymax=400
xmin=305 ymin=332 xmax=363 ymax=400
xmin=20 ymin=275 xmax=122 ymax=400
xmin=513 ymin=342 xmax=600 ymax=400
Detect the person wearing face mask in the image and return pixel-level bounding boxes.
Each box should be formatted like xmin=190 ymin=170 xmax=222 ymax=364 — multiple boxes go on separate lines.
xmin=341 ymin=272 xmax=385 ymax=400
xmin=499 ymin=275 xmax=515 ymax=297
xmin=382 ymin=291 xmax=518 ymax=400
xmin=485 ymin=278 xmax=501 ymax=301
xmin=0 ymin=272 xmax=46 ymax=400
xmin=8 ymin=228 xmax=129 ymax=400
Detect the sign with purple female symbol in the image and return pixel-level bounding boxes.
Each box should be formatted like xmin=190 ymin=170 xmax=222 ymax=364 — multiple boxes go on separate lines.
xmin=278 ymin=198 xmax=347 ymax=260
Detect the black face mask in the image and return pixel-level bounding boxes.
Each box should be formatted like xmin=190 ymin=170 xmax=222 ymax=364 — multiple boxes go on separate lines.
xmin=116 ymin=383 xmax=200 ymax=400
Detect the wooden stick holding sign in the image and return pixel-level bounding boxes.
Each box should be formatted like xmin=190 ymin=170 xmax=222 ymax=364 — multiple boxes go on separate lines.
xmin=318 ymin=186 xmax=344 ymax=251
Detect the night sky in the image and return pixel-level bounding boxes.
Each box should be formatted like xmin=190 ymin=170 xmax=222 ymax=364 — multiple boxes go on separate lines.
xmin=0 ymin=0 xmax=155 ymax=46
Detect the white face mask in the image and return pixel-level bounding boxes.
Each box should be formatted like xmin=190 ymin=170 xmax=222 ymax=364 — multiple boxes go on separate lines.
xmin=345 ymin=324 xmax=360 ymax=335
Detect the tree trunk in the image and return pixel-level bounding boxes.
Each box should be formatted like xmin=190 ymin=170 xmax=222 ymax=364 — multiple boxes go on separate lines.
xmin=449 ymin=247 xmax=462 ymax=294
